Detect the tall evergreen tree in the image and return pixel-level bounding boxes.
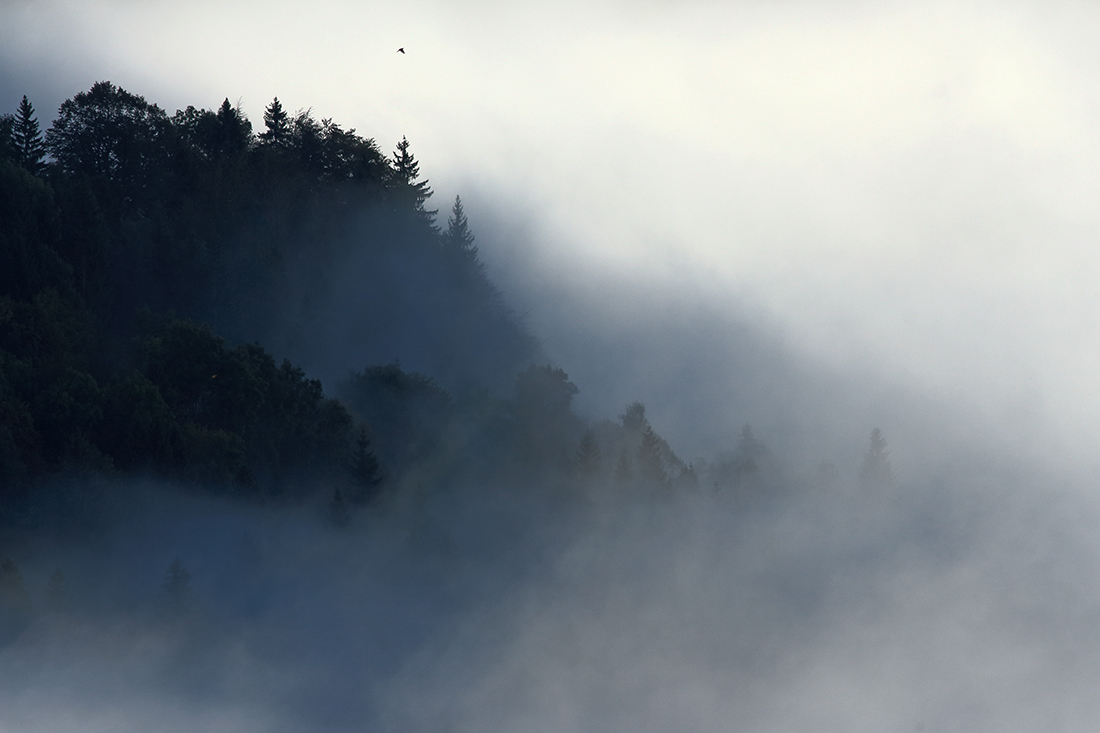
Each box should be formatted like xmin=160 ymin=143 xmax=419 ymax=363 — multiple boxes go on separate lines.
xmin=576 ymin=430 xmax=602 ymax=477
xmin=213 ymin=98 xmax=253 ymax=156
xmin=348 ymin=426 xmax=383 ymax=503
xmin=260 ymin=97 xmax=290 ymax=146
xmin=859 ymin=427 xmax=892 ymax=489
xmin=443 ymin=195 xmax=478 ymax=261
xmin=391 ymin=135 xmax=435 ymax=221
xmin=13 ymin=96 xmax=46 ymax=175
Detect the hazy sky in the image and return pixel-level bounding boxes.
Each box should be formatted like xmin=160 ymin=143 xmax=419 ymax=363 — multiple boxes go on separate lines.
xmin=4 ymin=0 xmax=1100 ymax=464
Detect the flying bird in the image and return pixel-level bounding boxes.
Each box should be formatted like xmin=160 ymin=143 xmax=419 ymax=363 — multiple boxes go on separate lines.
xmin=397 ymin=47 xmax=405 ymax=54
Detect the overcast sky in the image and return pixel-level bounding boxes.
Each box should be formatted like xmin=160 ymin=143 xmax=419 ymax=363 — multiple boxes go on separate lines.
xmin=4 ymin=0 xmax=1100 ymax=465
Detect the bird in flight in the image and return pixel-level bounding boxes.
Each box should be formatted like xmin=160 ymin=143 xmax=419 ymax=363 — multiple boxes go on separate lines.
xmin=397 ymin=47 xmax=405 ymax=54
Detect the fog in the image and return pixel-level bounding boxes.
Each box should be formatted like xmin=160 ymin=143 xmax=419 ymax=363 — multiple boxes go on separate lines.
xmin=5 ymin=0 xmax=1100 ymax=730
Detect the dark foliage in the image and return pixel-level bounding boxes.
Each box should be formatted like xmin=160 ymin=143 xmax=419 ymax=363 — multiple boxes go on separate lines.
xmin=338 ymin=363 xmax=455 ymax=477
xmin=13 ymin=96 xmax=46 ymax=176
xmin=0 ymin=80 xmax=741 ymax=528
xmin=0 ymin=81 xmax=545 ymax=513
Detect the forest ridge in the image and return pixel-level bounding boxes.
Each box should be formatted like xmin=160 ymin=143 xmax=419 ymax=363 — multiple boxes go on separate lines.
xmin=0 ymin=82 xmax=892 ymax=523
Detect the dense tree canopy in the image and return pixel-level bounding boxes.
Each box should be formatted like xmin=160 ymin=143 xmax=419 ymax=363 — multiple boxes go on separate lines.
xmin=0 ymin=81 xmax=539 ymax=507
xmin=0 ymin=81 xmax=888 ymax=527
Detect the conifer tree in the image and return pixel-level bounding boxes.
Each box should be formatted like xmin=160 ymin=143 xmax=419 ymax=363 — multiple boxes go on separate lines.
xmin=638 ymin=425 xmax=667 ymax=485
xmin=620 ymin=402 xmax=648 ymax=434
xmin=443 ymin=195 xmax=478 ymax=261
xmin=348 ymin=426 xmax=383 ymax=503
xmin=260 ymin=97 xmax=290 ymax=146
xmin=859 ymin=428 xmax=892 ymax=489
xmin=576 ymin=430 xmax=602 ymax=477
xmin=329 ymin=489 xmax=351 ymax=527
xmin=677 ymin=463 xmax=699 ymax=489
xmin=13 ymin=96 xmax=46 ymax=175
xmin=213 ymin=98 xmax=252 ymax=156
xmin=391 ymin=136 xmax=435 ymax=221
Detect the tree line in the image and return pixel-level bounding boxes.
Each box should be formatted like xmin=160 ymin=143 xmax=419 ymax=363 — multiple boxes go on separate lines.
xmin=0 ymin=83 xmax=894 ymax=527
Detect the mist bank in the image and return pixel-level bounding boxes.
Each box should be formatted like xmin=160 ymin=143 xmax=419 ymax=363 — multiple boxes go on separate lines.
xmin=2 ymin=439 xmax=1098 ymax=733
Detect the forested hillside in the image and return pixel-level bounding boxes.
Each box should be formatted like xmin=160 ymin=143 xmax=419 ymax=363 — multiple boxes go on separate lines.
xmin=0 ymin=82 xmax=732 ymax=519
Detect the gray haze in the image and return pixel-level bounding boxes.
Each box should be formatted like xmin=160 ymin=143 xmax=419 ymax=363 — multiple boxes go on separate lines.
xmin=4 ymin=0 xmax=1100 ymax=730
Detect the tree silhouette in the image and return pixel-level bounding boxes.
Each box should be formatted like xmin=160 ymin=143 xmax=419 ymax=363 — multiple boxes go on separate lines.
xmin=637 ymin=425 xmax=667 ymax=485
xmin=329 ymin=489 xmax=351 ymax=527
xmin=212 ymin=98 xmax=253 ymax=157
xmin=12 ymin=96 xmax=45 ymax=175
xmin=260 ymin=97 xmax=290 ymax=147
xmin=677 ymin=463 xmax=700 ymax=489
xmin=163 ymin=558 xmax=191 ymax=610
xmin=576 ymin=430 xmax=602 ymax=477
xmin=391 ymin=136 xmax=435 ymax=221
xmin=443 ymin=195 xmax=478 ymax=262
xmin=45 ymin=81 xmax=169 ymax=180
xmin=619 ymin=401 xmax=647 ymax=433
xmin=348 ymin=426 xmax=383 ymax=503
xmin=859 ymin=427 xmax=892 ymax=489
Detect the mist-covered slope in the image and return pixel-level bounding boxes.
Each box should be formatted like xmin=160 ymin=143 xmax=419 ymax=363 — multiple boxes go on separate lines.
xmin=4 ymin=79 xmax=1100 ymax=733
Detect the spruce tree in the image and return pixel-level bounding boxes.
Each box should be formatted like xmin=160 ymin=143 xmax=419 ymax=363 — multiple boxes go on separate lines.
xmin=260 ymin=97 xmax=290 ymax=146
xmin=348 ymin=426 xmax=383 ymax=503
xmin=214 ymin=98 xmax=252 ymax=156
xmin=859 ymin=428 xmax=892 ymax=489
xmin=576 ymin=430 xmax=602 ymax=477
xmin=12 ymin=96 xmax=45 ymax=175
xmin=443 ymin=195 xmax=478 ymax=261
xmin=391 ymin=136 xmax=435 ymax=221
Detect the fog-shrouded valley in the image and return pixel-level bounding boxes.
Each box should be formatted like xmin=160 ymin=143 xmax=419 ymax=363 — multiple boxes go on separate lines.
xmin=5 ymin=5 xmax=1100 ymax=728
